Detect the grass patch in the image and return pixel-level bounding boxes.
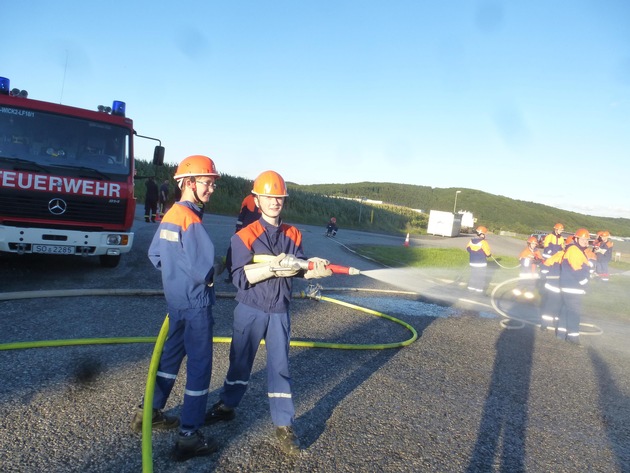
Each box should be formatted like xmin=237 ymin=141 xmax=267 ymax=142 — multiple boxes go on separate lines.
xmin=583 ymin=278 xmax=630 ymax=323
xmin=355 ymin=246 xmax=469 ymax=268
xmin=355 ymin=245 xmax=519 ymax=270
xmin=611 ymin=260 xmax=630 ymax=272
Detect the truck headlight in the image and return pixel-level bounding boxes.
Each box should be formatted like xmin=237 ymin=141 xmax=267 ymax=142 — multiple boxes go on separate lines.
xmin=106 ymin=234 xmax=129 ymax=246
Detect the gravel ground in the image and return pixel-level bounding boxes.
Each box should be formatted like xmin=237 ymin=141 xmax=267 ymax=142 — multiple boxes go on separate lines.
xmin=1 ymin=212 xmax=629 ymax=472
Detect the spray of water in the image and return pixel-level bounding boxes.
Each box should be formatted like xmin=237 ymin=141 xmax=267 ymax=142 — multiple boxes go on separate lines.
xmin=356 ymin=267 xmax=629 ymax=342
xmin=358 ymin=267 xmax=494 ymax=313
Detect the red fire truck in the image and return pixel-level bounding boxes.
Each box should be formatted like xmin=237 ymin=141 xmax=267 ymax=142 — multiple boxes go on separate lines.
xmin=0 ymin=76 xmax=164 ymax=267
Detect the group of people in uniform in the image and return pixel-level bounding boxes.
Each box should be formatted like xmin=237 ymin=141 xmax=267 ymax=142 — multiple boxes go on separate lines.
xmin=131 ymin=155 xmax=333 ymax=461
xmin=466 ymin=222 xmax=615 ymax=346
xmin=134 ymin=158 xmax=617 ymax=460
xmin=535 ymin=223 xmax=613 ymax=344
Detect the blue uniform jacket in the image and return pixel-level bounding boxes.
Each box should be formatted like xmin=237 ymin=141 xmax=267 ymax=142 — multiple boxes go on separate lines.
xmin=148 ymin=201 xmax=216 ymax=309
xmin=560 ymin=244 xmax=590 ymax=294
xmin=231 ymin=218 xmax=305 ymax=313
xmin=543 ymin=233 xmax=565 ymax=259
xmin=466 ymin=237 xmax=491 ymax=266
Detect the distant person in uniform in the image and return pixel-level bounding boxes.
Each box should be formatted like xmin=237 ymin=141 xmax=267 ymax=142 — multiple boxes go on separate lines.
xmin=224 ymin=193 xmax=262 ymax=281
xmin=144 ymin=177 xmax=159 ymax=223
xmin=558 ymin=228 xmax=592 ymax=344
xmin=593 ymin=230 xmax=613 ymax=282
xmin=158 ymin=179 xmax=169 ymax=216
xmin=513 ymin=236 xmax=543 ymax=300
xmin=235 ymin=193 xmax=261 ymax=232
xmin=326 ymin=217 xmax=338 ymax=237
xmin=466 ymin=226 xmax=492 ymax=293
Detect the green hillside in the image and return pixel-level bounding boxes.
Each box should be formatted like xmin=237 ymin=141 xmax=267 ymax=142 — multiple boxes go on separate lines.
xmin=134 ymin=161 xmax=630 ymax=238
xmin=297 ymin=182 xmax=630 ymax=237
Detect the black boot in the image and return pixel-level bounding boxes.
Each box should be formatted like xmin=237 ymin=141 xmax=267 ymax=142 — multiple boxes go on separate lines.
xmin=205 ymin=401 xmax=236 ymax=425
xmin=275 ymin=426 xmax=301 ymax=455
xmin=174 ymin=430 xmax=218 ymax=461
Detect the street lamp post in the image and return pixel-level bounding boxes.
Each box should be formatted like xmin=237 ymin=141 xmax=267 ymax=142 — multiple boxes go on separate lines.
xmin=453 ymin=190 xmax=461 ymax=214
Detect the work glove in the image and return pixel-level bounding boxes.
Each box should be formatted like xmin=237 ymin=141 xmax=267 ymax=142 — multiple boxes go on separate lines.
xmin=213 ymin=255 xmax=226 ymax=277
xmin=244 ymin=253 xmax=287 ymax=284
xmin=273 ymin=253 xmax=301 ymax=278
xmin=304 ymin=257 xmax=332 ymax=279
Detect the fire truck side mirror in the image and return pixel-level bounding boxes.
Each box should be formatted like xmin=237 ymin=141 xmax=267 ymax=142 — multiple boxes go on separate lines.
xmin=153 ymin=146 xmax=165 ymax=166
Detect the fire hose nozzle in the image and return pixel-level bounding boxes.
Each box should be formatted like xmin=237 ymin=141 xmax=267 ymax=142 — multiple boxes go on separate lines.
xmin=255 ymin=254 xmax=360 ymax=276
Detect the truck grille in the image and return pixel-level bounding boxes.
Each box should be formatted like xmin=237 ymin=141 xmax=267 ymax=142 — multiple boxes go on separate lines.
xmin=0 ymin=191 xmax=128 ymax=228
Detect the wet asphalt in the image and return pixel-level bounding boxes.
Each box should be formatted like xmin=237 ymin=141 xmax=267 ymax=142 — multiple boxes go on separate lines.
xmin=0 ymin=210 xmax=629 ymax=472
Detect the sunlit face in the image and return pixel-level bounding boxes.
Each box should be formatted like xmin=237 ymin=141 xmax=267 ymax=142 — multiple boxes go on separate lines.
xmin=192 ymin=177 xmax=216 ymax=203
xmin=577 ymin=236 xmax=589 ymax=247
xmin=256 ymin=195 xmax=284 ymax=221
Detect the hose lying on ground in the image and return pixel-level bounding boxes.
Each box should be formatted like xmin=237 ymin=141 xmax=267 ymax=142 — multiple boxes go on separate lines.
xmin=0 ymin=286 xmax=419 ymax=473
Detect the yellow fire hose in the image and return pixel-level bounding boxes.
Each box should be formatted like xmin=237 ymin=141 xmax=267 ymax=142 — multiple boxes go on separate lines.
xmin=0 ymin=287 xmax=418 ymax=473
xmin=142 ymin=315 xmax=170 ymax=472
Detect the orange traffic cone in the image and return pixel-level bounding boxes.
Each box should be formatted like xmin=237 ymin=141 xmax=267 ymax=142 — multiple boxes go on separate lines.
xmin=404 ymin=233 xmax=410 ymax=247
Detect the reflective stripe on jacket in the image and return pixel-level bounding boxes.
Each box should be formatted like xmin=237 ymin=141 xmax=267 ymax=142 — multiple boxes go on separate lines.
xmin=148 ymin=201 xmax=216 ymax=309
xmin=560 ymin=244 xmax=590 ymax=295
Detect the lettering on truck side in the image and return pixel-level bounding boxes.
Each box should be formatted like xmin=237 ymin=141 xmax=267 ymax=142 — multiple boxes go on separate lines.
xmin=0 ymin=170 xmax=121 ymax=198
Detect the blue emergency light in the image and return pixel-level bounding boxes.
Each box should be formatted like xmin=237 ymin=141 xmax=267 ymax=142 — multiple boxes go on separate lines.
xmin=112 ymin=100 xmax=126 ymax=117
xmin=0 ymin=77 xmax=10 ymax=95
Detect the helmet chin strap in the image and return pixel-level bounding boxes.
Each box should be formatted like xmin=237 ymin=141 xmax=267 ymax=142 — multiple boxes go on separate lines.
xmin=192 ymin=186 xmax=204 ymax=208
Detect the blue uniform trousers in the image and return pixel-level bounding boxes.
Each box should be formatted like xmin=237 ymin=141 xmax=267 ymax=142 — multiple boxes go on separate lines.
xmin=153 ymin=306 xmax=214 ymax=431
xmin=467 ymin=264 xmax=487 ymax=292
xmin=559 ymin=292 xmax=582 ymax=341
xmin=220 ymin=303 xmax=294 ymax=426
xmin=540 ymin=283 xmax=562 ymax=330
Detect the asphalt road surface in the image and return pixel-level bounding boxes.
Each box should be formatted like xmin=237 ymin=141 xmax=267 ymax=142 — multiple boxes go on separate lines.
xmin=0 ymin=209 xmax=628 ymax=472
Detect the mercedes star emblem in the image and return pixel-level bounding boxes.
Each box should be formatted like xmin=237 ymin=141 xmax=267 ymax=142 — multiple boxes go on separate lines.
xmin=48 ymin=198 xmax=67 ymax=215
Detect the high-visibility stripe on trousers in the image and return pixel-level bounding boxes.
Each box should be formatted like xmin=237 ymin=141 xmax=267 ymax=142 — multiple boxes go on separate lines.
xmin=220 ymin=303 xmax=294 ymax=426
xmin=559 ymin=290 xmax=583 ymax=337
xmin=467 ymin=264 xmax=487 ymax=292
xmin=153 ymin=306 xmax=214 ymax=431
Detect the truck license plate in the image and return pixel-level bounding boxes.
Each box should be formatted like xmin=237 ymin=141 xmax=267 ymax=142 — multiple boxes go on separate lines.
xmin=32 ymin=244 xmax=76 ymax=255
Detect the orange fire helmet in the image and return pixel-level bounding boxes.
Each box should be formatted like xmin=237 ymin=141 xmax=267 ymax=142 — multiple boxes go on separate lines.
xmin=252 ymin=170 xmax=288 ymax=197
xmin=574 ymin=228 xmax=590 ymax=239
xmin=476 ymin=226 xmax=488 ymax=235
xmin=174 ymin=155 xmax=220 ymax=181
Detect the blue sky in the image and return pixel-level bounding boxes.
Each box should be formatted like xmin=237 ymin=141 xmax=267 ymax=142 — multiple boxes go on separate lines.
xmin=2 ymin=1 xmax=629 ymax=219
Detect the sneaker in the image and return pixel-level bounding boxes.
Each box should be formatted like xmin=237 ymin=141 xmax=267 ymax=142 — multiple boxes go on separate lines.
xmin=174 ymin=430 xmax=218 ymax=461
xmin=205 ymin=401 xmax=235 ymax=425
xmin=130 ymin=407 xmax=179 ymax=433
xmin=275 ymin=426 xmax=301 ymax=455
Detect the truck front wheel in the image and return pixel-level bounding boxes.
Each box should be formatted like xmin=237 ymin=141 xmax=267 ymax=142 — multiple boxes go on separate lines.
xmin=100 ymin=254 xmax=121 ymax=268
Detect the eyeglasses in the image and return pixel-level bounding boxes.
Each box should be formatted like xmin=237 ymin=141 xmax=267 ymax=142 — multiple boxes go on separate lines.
xmin=195 ymin=180 xmax=216 ymax=189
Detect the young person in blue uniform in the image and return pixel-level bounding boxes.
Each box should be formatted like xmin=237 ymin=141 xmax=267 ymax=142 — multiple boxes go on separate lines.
xmin=205 ymin=170 xmax=332 ymax=454
xmin=131 ymin=155 xmax=225 ymax=461
xmin=558 ymin=228 xmax=592 ymax=344
xmin=466 ymin=225 xmax=492 ymax=293
xmin=593 ymin=230 xmax=614 ymax=281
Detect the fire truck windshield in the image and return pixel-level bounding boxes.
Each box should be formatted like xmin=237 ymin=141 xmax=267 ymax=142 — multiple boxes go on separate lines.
xmin=0 ymin=107 xmax=130 ymax=176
